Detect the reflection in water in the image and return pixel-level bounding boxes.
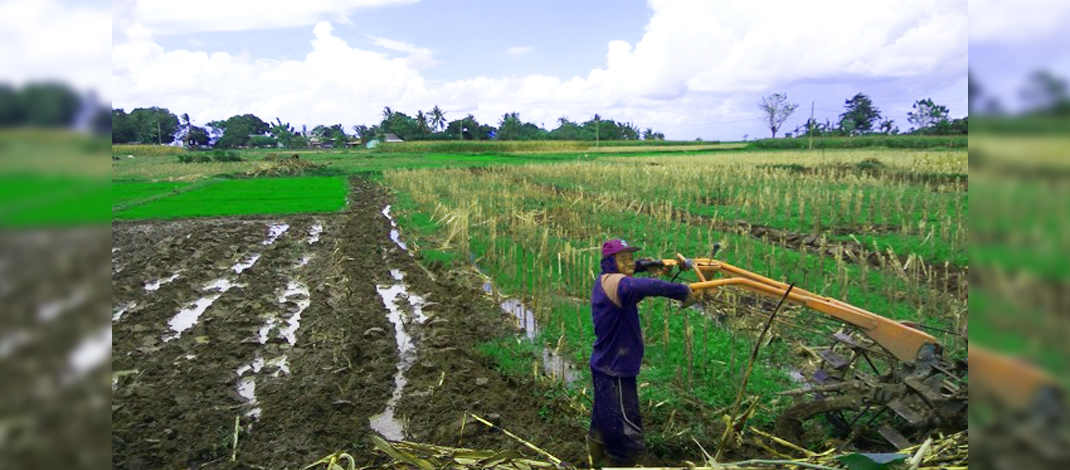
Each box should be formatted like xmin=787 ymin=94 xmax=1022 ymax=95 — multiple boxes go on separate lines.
xmin=371 ymin=272 xmax=429 ymax=440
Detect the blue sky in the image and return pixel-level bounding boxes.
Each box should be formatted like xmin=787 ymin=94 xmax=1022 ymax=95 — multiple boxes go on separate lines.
xmin=152 ymin=1 xmax=653 ymax=86
xmin=13 ymin=0 xmax=1068 ymax=140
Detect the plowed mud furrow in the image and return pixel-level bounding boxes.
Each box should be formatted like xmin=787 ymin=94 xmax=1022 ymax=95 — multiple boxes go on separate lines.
xmin=113 ymin=203 xmax=397 ymax=469
xmin=112 ymin=178 xmax=588 ymax=469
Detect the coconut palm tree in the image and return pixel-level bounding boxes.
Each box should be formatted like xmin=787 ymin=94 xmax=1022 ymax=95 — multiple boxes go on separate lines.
xmin=416 ymin=110 xmax=430 ymax=135
xmin=429 ymin=105 xmax=446 ymax=132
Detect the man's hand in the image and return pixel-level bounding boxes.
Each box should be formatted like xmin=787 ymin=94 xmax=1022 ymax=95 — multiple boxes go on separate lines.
xmin=679 ymin=289 xmax=698 ymax=309
xmin=636 ymin=258 xmax=668 ymax=276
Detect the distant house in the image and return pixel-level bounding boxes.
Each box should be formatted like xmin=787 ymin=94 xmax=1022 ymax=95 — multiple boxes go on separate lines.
xmin=383 ymin=133 xmax=404 ymax=143
xmin=308 ymin=137 xmax=334 ymax=149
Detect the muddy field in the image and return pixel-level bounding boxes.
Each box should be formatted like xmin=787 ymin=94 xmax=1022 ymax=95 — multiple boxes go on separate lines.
xmin=111 ymin=178 xmax=587 ymax=469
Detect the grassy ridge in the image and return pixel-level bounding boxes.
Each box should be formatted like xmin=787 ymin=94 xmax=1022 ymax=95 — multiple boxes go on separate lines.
xmin=752 ymin=135 xmax=967 ymax=150
xmin=112 ymin=181 xmax=191 ymax=205
xmin=111 ymin=149 xmax=602 ymax=181
xmin=114 ymin=176 xmax=347 ymax=220
xmin=372 ymin=140 xmax=728 ymax=154
xmin=112 ymin=144 xmax=187 ymax=156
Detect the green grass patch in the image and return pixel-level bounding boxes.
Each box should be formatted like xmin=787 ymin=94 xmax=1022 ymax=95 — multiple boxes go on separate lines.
xmin=112 ymin=181 xmax=191 ymax=205
xmin=114 ymin=176 xmax=347 ymax=220
xmin=0 ymin=174 xmax=110 ymax=227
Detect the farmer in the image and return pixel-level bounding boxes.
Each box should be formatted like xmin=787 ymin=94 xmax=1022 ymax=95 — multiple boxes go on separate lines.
xmin=588 ymin=239 xmax=696 ymax=466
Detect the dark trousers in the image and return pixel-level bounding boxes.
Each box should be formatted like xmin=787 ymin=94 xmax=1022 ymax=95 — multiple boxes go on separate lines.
xmin=588 ymin=368 xmax=645 ymax=465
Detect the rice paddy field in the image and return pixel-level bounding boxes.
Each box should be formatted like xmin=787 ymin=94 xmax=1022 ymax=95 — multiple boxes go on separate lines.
xmin=113 ymin=176 xmax=348 ymax=220
xmin=107 ymin=141 xmax=1000 ymax=469
xmin=381 ymin=149 xmax=969 ymax=448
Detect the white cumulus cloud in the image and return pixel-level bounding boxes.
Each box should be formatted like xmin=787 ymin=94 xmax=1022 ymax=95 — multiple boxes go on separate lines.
xmin=112 ymin=20 xmax=429 ymax=127
xmin=368 ymin=34 xmax=440 ymax=69
xmin=113 ymin=0 xmax=967 ymax=140
xmin=0 ymin=0 xmax=111 ymax=97
xmin=970 ymin=0 xmax=1070 ymax=44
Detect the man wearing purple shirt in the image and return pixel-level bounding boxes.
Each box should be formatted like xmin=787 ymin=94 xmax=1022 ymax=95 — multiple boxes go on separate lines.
xmin=588 ymin=239 xmax=695 ymax=466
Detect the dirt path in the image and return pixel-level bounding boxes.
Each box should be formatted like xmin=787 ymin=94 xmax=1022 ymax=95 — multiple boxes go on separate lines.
xmin=111 ymin=178 xmax=587 ymax=470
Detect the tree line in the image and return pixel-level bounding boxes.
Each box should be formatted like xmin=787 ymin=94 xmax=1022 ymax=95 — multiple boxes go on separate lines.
xmin=757 ymin=92 xmax=968 ymax=139
xmin=111 ymin=104 xmax=668 ymax=149
xmin=0 ymin=81 xmax=110 ymax=134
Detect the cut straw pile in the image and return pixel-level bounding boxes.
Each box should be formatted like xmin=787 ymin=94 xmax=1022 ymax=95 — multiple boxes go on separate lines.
xmin=302 ymin=412 xmax=967 ymax=470
xmin=246 ymin=156 xmax=328 ymax=177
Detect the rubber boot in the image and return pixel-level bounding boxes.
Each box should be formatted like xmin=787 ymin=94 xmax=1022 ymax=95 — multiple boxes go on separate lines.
xmin=586 ymin=434 xmax=605 ymax=468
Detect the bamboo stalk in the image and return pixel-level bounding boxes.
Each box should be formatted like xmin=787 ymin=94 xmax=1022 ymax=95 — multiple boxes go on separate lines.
xmin=231 ymin=415 xmax=240 ymax=462
xmin=908 ymin=437 xmax=933 ymax=470
xmin=467 ymin=413 xmax=563 ymax=466
xmin=747 ymin=427 xmax=816 ymax=457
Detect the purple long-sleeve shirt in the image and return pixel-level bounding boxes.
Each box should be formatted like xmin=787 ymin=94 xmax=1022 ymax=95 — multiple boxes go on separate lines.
xmin=590 ymin=257 xmax=691 ymax=377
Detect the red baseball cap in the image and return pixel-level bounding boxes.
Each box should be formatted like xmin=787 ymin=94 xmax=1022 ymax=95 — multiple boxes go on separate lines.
xmin=602 ymin=239 xmax=640 ymax=258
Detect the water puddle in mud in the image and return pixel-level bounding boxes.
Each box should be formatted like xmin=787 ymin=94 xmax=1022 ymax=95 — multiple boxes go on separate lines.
xmin=277 ymin=281 xmax=311 ymax=345
xmin=257 ymin=280 xmax=311 ymax=345
xmin=307 ymin=223 xmax=323 ymax=244
xmin=236 ymin=376 xmax=261 ymax=419
xmin=370 ymin=269 xmax=429 ymax=440
xmin=381 ymin=206 xmax=397 ymax=227
xmin=237 ymin=357 xmax=265 ymax=376
xmin=390 ymin=230 xmax=408 ymax=251
xmin=232 ymin=254 xmax=261 ymax=274
xmin=37 ymin=288 xmax=88 ymax=322
xmin=266 ymin=356 xmax=290 ymax=376
xmin=542 ymin=348 xmax=580 ymax=383
xmin=144 ymin=274 xmax=180 ymax=292
xmin=64 ymin=326 xmax=111 ymax=384
xmin=236 ymin=278 xmax=307 ymax=428
xmin=489 ymin=283 xmax=580 ymax=383
xmin=112 ymin=301 xmax=137 ymax=322
xmin=263 ymin=223 xmax=290 ymax=245
xmin=234 ymin=355 xmax=290 ymax=422
xmin=164 ymin=296 xmax=220 ymax=342
xmin=381 ymin=206 xmax=411 ymax=253
xmin=163 ymin=279 xmax=243 ymax=342
xmin=501 ymin=299 xmax=539 ymax=341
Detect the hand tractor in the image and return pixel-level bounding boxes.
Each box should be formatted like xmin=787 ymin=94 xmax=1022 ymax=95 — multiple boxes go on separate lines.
xmin=645 ymin=245 xmax=1067 ymax=461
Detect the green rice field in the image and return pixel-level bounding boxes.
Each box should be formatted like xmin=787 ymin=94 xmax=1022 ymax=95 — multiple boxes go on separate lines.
xmin=113 ymin=176 xmax=348 ymax=220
